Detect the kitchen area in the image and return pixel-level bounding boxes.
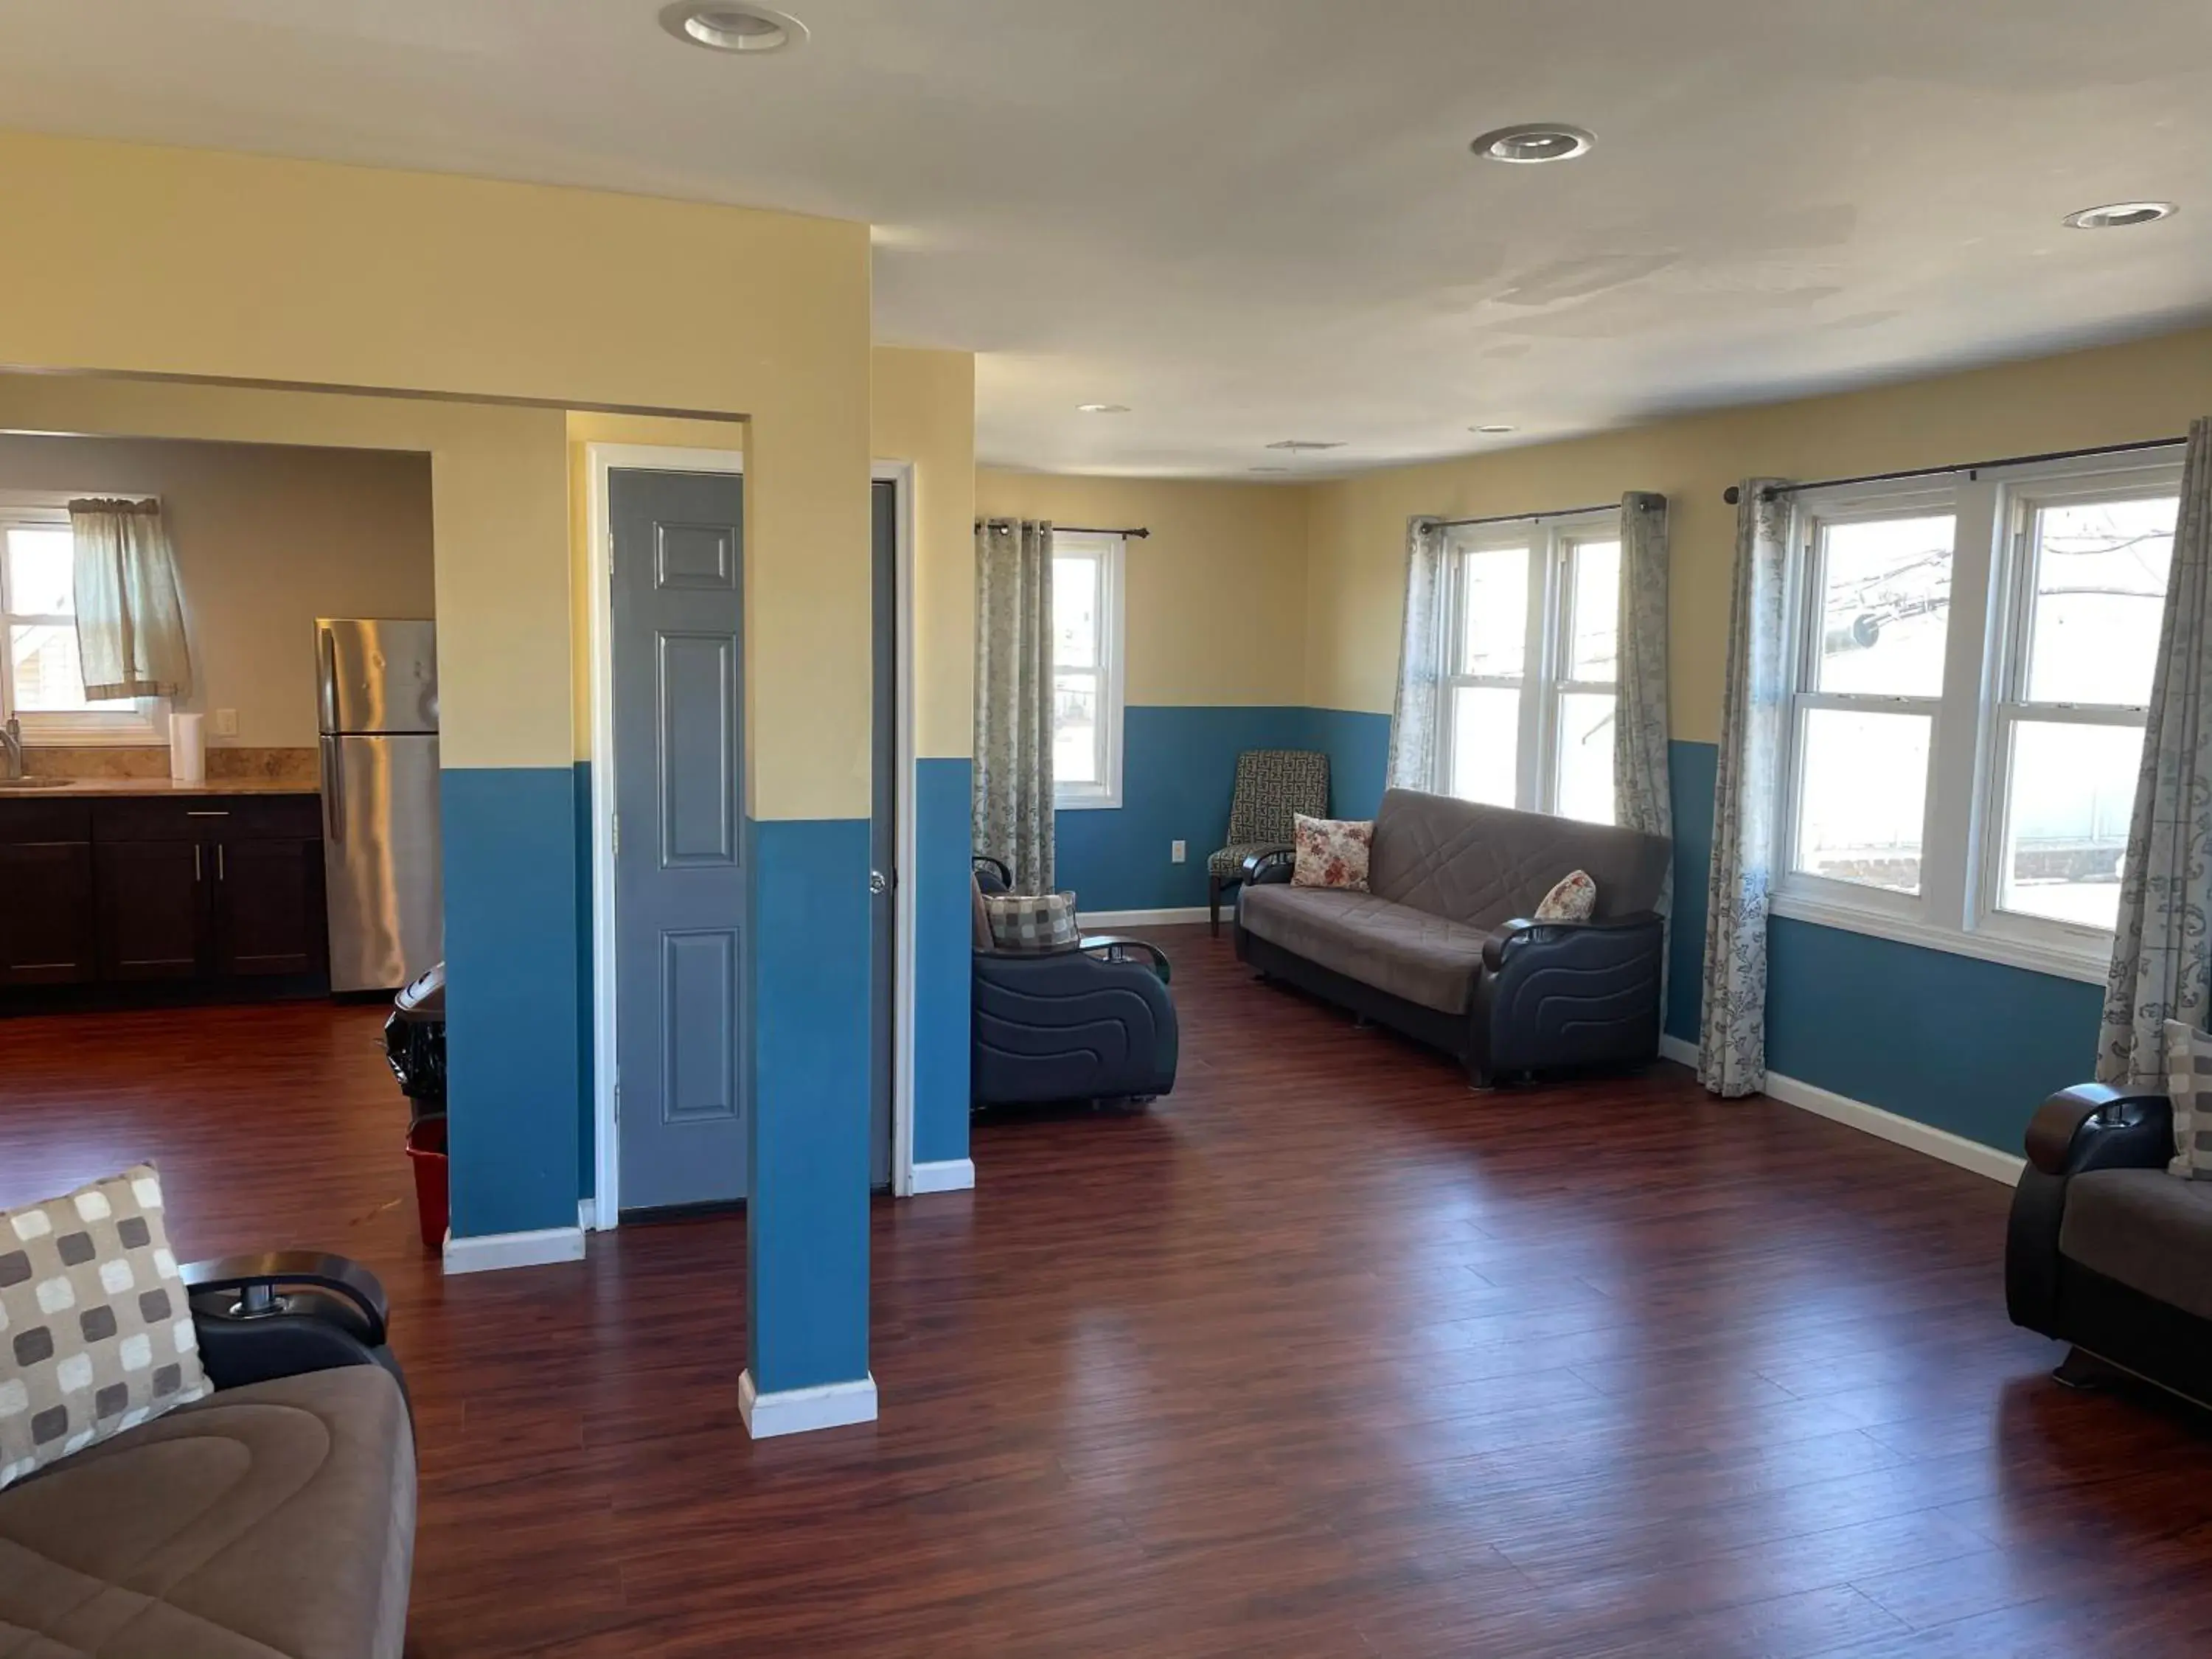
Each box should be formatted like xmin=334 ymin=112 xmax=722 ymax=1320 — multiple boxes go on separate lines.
xmin=0 ymin=436 xmax=442 ymax=1007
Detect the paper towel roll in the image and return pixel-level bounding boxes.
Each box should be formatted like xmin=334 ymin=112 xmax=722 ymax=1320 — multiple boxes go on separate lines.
xmin=169 ymin=712 xmax=206 ymax=785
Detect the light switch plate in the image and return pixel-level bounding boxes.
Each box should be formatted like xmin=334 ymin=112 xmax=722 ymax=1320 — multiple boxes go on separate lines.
xmin=1170 ymin=840 xmax=1186 ymax=863
xmin=212 ymin=709 xmax=240 ymax=737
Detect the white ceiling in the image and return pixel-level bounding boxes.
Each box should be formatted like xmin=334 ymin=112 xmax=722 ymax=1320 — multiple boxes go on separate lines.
xmin=3 ymin=1 xmax=2210 ymax=478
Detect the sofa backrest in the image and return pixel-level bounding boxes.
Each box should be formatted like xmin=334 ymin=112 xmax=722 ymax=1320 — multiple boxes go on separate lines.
xmin=1368 ymin=788 xmax=1672 ymax=930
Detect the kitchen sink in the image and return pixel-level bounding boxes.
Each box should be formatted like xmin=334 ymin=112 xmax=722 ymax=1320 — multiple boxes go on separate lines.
xmin=0 ymin=776 xmax=74 ymax=789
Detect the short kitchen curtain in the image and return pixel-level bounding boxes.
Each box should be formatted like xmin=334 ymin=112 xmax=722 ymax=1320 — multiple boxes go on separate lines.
xmin=973 ymin=518 xmax=1056 ymax=893
xmin=1384 ymin=515 xmax=1448 ymax=790
xmin=1697 ymin=481 xmax=1792 ymax=1097
xmin=2098 ymin=417 xmax=2212 ymax=1090
xmin=69 ymin=498 xmax=192 ymax=700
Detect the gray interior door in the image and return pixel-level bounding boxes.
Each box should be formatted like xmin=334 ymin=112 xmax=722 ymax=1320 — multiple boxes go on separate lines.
xmin=612 ymin=468 xmax=748 ymax=1215
xmin=869 ymin=479 xmax=897 ymax=1192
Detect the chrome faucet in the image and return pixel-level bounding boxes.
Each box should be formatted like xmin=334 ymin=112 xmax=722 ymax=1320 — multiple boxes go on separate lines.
xmin=0 ymin=717 xmax=21 ymax=782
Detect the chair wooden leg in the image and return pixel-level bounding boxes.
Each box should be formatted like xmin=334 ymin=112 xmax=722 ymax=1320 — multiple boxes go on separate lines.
xmin=1208 ymin=874 xmax=1222 ymax=937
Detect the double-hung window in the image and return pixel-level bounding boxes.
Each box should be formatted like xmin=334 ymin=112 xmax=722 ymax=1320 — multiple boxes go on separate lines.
xmin=1774 ymin=454 xmax=2183 ymax=979
xmin=1051 ymin=532 xmax=1125 ymax=810
xmin=1438 ymin=512 xmax=1620 ymax=824
xmin=0 ymin=497 xmax=167 ymax=744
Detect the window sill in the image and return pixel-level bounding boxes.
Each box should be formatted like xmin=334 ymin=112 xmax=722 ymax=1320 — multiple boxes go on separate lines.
xmin=1767 ymin=891 xmax=2110 ymax=987
xmin=1054 ymin=793 xmax=1121 ymax=813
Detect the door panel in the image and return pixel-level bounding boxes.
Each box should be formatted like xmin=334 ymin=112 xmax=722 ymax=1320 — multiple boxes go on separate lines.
xmin=97 ymin=841 xmax=206 ymax=981
xmin=613 ymin=467 xmax=749 ymax=1214
xmin=216 ymin=838 xmax=327 ymax=978
xmin=869 ymin=479 xmax=897 ymax=1192
xmin=0 ymin=841 xmax=97 ymax=984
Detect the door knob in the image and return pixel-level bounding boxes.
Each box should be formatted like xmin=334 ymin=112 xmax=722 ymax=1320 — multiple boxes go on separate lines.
xmin=869 ymin=869 xmax=890 ymax=895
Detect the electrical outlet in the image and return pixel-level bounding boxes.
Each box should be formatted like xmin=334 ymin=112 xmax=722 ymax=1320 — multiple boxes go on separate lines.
xmin=212 ymin=709 xmax=239 ymax=737
xmin=1170 ymin=840 xmax=1186 ymax=864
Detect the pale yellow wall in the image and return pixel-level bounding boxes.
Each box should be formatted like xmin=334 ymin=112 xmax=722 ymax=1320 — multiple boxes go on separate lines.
xmin=974 ymin=470 xmax=1310 ymax=707
xmin=872 ymin=347 xmax=977 ymax=759
xmin=0 ymin=373 xmax=566 ymax=770
xmin=0 ymin=434 xmax=434 ymax=748
xmin=1307 ymin=325 xmax=2212 ymax=743
xmin=0 ymin=131 xmax=871 ymax=815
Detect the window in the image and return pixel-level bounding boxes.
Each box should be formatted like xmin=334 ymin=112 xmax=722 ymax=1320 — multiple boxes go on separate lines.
xmin=0 ymin=498 xmax=166 ymax=743
xmin=1438 ymin=512 xmax=1620 ymax=824
xmin=1774 ymin=457 xmax=2184 ymax=981
xmin=1051 ymin=532 xmax=1124 ymax=809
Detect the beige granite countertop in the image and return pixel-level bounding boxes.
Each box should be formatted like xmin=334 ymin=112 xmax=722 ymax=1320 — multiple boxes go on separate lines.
xmin=0 ymin=776 xmax=319 ymax=797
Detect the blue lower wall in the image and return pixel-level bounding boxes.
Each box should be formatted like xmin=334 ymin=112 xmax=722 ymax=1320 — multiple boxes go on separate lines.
xmin=1303 ymin=707 xmax=1393 ymax=821
xmin=443 ymin=766 xmax=583 ymax=1239
xmin=914 ymin=759 xmax=973 ymax=1165
xmin=1668 ymin=739 xmax=2101 ymax=1151
xmin=747 ymin=817 xmax=872 ymax=1393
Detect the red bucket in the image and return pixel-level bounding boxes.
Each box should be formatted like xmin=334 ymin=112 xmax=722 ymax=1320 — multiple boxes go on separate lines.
xmin=405 ymin=1115 xmax=449 ymax=1251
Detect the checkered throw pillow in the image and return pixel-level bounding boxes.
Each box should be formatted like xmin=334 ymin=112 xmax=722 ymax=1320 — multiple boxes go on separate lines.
xmin=1 ymin=1164 xmax=211 ymax=1489
xmin=2166 ymin=1020 xmax=2212 ymax=1180
xmin=983 ymin=890 xmax=1081 ymax=953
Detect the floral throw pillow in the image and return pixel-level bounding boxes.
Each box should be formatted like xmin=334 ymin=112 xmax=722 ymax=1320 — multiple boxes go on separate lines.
xmin=1291 ymin=814 xmax=1373 ymax=891
xmin=1534 ymin=869 xmax=1598 ymax=922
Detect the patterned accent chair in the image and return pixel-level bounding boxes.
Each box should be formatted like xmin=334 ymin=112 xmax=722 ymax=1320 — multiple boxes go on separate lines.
xmin=1208 ymin=749 xmax=1329 ymax=936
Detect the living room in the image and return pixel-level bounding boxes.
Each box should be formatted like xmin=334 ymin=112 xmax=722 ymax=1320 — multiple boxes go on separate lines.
xmin=4 ymin=4 xmax=2212 ymax=1656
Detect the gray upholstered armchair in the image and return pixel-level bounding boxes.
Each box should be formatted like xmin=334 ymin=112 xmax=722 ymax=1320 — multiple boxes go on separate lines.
xmin=1207 ymin=749 xmax=1329 ymax=936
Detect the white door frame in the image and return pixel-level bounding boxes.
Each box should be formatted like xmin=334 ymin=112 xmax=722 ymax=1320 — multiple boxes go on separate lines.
xmin=583 ymin=445 xmax=922 ymax=1220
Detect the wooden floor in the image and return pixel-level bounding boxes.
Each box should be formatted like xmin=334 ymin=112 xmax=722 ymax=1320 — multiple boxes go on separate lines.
xmin=6 ymin=929 xmax=2212 ymax=1656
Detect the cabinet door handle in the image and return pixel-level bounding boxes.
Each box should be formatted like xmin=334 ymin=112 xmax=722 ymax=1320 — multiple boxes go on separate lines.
xmin=217 ymin=845 xmax=226 ymax=881
xmin=186 ymin=810 xmax=229 ymax=818
xmin=195 ymin=845 xmax=203 ymax=882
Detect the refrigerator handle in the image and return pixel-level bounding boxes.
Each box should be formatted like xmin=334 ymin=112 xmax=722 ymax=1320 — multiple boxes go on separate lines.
xmin=318 ymin=626 xmax=339 ymax=735
xmin=321 ymin=735 xmax=344 ymax=844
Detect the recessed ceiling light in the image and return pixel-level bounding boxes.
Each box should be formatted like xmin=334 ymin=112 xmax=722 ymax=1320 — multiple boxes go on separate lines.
xmin=1470 ymin=424 xmax=1517 ymax=435
xmin=1471 ymin=123 xmax=1596 ymax=164
xmin=1077 ymin=403 xmax=1130 ymax=414
xmin=1266 ymin=439 xmax=1346 ymax=452
xmin=661 ymin=2 xmax=807 ymax=53
xmin=2063 ymin=201 xmax=2176 ymax=230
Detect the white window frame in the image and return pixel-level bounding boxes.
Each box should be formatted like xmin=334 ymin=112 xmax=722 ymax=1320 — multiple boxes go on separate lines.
xmin=1051 ymin=531 xmax=1125 ymax=811
xmin=1771 ymin=453 xmax=2185 ymax=984
xmin=0 ymin=493 xmax=169 ymax=745
xmin=1436 ymin=509 xmax=1621 ymax=821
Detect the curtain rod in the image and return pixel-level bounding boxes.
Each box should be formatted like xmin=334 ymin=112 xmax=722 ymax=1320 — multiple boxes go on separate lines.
xmin=1722 ymin=437 xmax=2185 ymax=506
xmin=1429 ymin=501 xmax=1620 ymax=532
xmin=975 ymin=520 xmax=1151 ymax=538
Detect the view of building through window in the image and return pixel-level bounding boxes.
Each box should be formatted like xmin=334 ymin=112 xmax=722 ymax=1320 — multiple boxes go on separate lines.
xmin=3 ymin=524 xmax=94 ymax=713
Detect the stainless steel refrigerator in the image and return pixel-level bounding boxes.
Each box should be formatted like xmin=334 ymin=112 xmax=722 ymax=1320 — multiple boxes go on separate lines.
xmin=316 ymin=618 xmax=443 ymax=993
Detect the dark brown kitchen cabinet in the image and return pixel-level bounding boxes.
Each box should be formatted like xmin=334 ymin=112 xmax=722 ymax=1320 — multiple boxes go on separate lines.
xmin=0 ymin=790 xmax=327 ymax=1005
xmin=97 ymin=839 xmax=207 ymax=980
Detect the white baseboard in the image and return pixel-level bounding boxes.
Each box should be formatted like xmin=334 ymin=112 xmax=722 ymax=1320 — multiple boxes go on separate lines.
xmin=1080 ymin=906 xmax=1216 ymax=928
xmin=910 ymin=1158 xmax=975 ymax=1194
xmin=577 ymin=1197 xmax=599 ymax=1232
xmin=739 ymin=1370 xmax=879 ymax=1439
xmin=442 ymin=1225 xmax=588 ymax=1276
xmin=1656 ymin=1034 xmax=2023 ymax=1185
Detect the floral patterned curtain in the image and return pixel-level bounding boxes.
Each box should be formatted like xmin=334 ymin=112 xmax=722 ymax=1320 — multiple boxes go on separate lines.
xmin=1385 ymin=516 xmax=1447 ymax=790
xmin=1697 ymin=481 xmax=1792 ymax=1097
xmin=2098 ymin=418 xmax=2212 ymax=1090
xmin=972 ymin=519 xmax=1055 ymax=892
xmin=1615 ymin=493 xmax=1672 ymax=842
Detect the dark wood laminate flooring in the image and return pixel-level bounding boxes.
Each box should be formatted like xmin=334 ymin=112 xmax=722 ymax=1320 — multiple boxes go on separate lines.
xmin=4 ymin=928 xmax=2210 ymax=1657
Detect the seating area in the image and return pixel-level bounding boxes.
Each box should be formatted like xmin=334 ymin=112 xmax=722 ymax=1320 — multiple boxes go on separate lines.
xmin=8 ymin=6 xmax=2212 ymax=1655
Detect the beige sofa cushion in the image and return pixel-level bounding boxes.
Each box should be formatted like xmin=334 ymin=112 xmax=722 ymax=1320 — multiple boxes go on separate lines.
xmin=2059 ymin=1168 xmax=2212 ymax=1324
xmin=0 ymin=1365 xmax=414 ymax=1659
xmin=1239 ymin=883 xmax=1492 ymax=1014
xmin=1368 ymin=789 xmax=1670 ymax=930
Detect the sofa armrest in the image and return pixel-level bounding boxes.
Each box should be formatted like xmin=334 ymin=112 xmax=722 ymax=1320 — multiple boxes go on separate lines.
xmin=184 ymin=1251 xmax=391 ymax=1346
xmin=1082 ymin=934 xmax=1172 ymax=982
xmin=2023 ymin=1084 xmax=2174 ymax=1177
xmin=1242 ymin=845 xmax=1295 ymax=885
xmin=973 ymin=854 xmax=1012 ymax=892
xmin=1481 ymin=911 xmax=1664 ymax=973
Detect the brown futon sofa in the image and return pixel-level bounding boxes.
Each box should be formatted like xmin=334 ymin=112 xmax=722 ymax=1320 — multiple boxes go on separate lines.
xmin=1234 ymin=787 xmax=1672 ymax=1087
